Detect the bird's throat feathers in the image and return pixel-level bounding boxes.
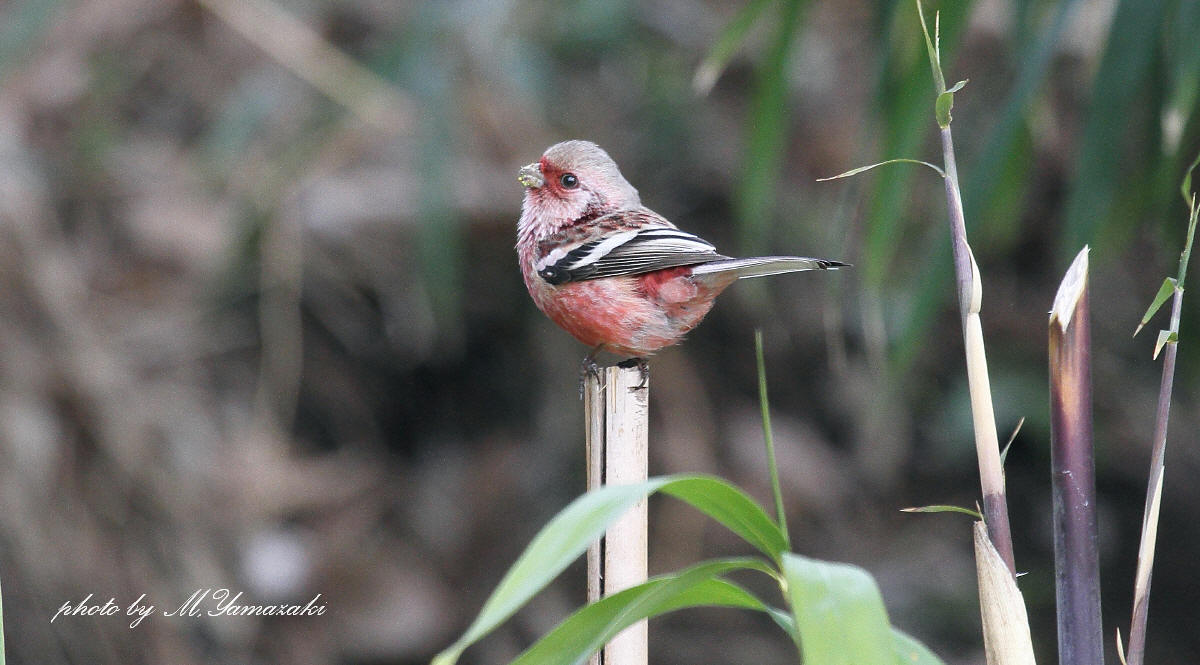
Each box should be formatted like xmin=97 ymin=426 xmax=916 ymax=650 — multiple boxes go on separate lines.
xmin=518 ymin=189 xmax=579 ymax=247
xmin=518 ymin=188 xmax=610 ymax=248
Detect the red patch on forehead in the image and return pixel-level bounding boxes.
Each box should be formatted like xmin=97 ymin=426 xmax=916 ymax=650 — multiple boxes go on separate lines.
xmin=537 ymin=157 xmax=567 ymax=196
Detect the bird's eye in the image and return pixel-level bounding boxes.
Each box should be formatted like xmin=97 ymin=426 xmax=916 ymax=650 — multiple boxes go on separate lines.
xmin=560 ymin=173 xmax=579 ymax=189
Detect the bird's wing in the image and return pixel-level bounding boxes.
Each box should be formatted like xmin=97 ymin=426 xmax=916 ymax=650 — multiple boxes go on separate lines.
xmin=534 ymin=210 xmax=726 ymax=285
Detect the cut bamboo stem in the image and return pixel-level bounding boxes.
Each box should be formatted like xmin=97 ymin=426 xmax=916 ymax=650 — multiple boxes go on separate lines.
xmin=1049 ymin=247 xmax=1103 ymax=665
xmin=584 ymin=365 xmax=649 ymax=665
xmin=584 ymin=369 xmax=605 ymax=654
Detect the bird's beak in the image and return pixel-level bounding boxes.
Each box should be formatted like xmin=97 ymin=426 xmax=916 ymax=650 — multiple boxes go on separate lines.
xmin=517 ymin=162 xmax=545 ymax=189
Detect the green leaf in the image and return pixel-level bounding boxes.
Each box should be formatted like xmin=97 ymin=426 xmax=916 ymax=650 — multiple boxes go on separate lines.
xmin=935 ymin=80 xmax=967 ymax=128
xmin=755 ymin=329 xmax=789 ymax=546
xmin=431 ymin=479 xmax=673 ymax=665
xmin=510 ymin=558 xmax=781 ymax=665
xmin=432 ymin=475 xmax=787 ymax=664
xmin=781 ymin=552 xmax=895 ymax=664
xmin=934 ymin=91 xmax=953 ymax=127
xmin=1183 ymin=149 xmax=1200 ymax=205
xmin=692 ymin=0 xmax=773 ymax=95
xmin=1153 ymin=330 xmax=1178 ymax=360
xmin=915 ymin=0 xmax=945 ymax=93
xmin=900 ymin=505 xmax=983 ymax=520
xmin=1134 ymin=277 xmax=1177 ymax=336
xmin=817 ymin=158 xmax=945 ymax=181
xmin=659 ymin=475 xmax=789 ymax=563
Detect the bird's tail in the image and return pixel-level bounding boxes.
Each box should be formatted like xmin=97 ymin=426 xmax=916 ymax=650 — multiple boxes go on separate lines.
xmin=691 ymin=256 xmax=848 ymax=280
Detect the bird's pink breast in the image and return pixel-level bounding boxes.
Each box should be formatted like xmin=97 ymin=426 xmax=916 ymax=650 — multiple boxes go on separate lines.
xmin=521 ymin=261 xmax=731 ymax=356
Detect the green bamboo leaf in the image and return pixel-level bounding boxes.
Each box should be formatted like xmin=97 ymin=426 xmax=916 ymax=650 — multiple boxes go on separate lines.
xmin=781 ymin=552 xmax=895 ymax=664
xmin=934 ymin=79 xmax=967 ymax=127
xmin=431 ymin=479 xmax=675 ymax=665
xmin=432 ymin=475 xmax=787 ymax=664
xmin=1153 ymin=330 xmax=1178 ymax=360
xmin=900 ymin=505 xmax=983 ymax=519
xmin=510 ymin=558 xmax=782 ymax=665
xmin=755 ymin=329 xmax=790 ymax=547
xmin=817 ymin=158 xmax=945 ymax=181
xmin=659 ymin=475 xmax=789 ymax=563
xmin=1182 ymin=150 xmax=1200 ymax=204
xmin=915 ymin=0 xmax=945 ymax=93
xmin=1134 ymin=277 xmax=1177 ymax=337
xmin=692 ymin=0 xmax=773 ymax=95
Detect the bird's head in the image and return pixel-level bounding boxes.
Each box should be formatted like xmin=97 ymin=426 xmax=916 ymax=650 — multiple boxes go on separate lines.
xmin=517 ymin=140 xmax=640 ymax=238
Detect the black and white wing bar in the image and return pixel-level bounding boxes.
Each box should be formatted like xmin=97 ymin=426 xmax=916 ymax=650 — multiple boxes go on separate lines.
xmin=536 ymin=227 xmax=727 ymax=285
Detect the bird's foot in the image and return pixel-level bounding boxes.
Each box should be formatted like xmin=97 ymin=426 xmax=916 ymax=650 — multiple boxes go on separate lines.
xmin=616 ymin=357 xmax=649 ymax=390
xmin=579 ymin=351 xmax=604 ymax=399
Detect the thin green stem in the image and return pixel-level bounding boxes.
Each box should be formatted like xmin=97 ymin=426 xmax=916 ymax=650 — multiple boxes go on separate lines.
xmin=1127 ymin=181 xmax=1199 ymax=665
xmin=754 ymin=330 xmax=790 ymax=547
xmin=1177 ymin=193 xmax=1197 ymax=284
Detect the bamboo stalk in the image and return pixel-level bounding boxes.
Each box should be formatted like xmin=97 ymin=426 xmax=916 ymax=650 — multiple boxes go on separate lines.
xmin=584 ymin=370 xmax=605 ymax=665
xmin=1126 ymin=170 xmax=1199 ymax=665
xmin=917 ymin=0 xmax=1017 ymax=574
xmin=1125 ymin=316 xmax=1176 ymax=665
xmin=915 ymin=6 xmax=1029 ymax=662
xmin=1048 ymin=247 xmax=1103 ymax=665
xmin=941 ymin=131 xmax=1016 ymax=576
xmin=584 ymin=365 xmax=649 ymax=665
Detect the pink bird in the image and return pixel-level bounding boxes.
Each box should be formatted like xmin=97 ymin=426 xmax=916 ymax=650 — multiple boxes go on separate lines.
xmin=516 ymin=140 xmax=845 ymax=367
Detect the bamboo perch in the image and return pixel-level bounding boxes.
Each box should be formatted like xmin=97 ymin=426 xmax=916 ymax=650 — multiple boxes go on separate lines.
xmin=584 ymin=365 xmax=649 ymax=665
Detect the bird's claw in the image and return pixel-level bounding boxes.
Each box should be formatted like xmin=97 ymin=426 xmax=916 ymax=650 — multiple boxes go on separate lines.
xmin=579 ymin=354 xmax=603 ymax=399
xmin=616 ymin=357 xmax=649 ymax=390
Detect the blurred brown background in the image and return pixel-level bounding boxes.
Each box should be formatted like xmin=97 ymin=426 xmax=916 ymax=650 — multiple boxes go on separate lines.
xmin=1 ymin=0 xmax=1197 ymax=663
